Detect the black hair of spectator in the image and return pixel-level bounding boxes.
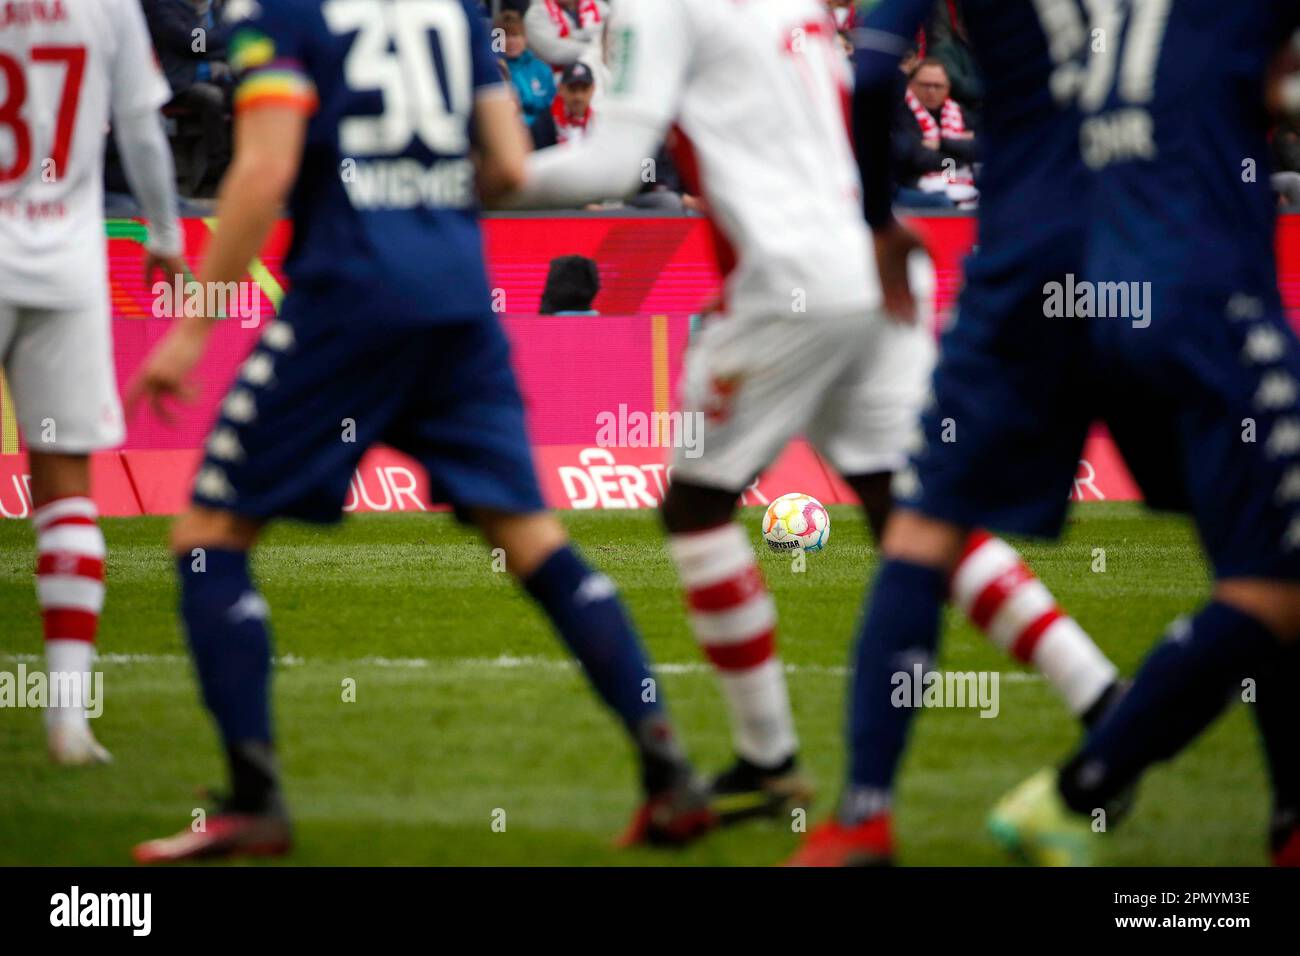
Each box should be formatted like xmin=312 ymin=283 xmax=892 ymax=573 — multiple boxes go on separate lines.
xmin=539 ymin=255 xmax=601 ymax=314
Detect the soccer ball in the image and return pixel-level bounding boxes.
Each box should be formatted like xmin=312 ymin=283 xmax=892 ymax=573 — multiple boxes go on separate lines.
xmin=761 ymin=493 xmax=830 ymax=554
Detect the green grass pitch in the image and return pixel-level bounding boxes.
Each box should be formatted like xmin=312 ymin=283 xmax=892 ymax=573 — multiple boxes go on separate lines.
xmin=0 ymin=503 xmax=1271 ymax=865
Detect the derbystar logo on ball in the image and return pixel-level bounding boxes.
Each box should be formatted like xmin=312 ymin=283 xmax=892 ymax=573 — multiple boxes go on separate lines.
xmin=761 ymin=493 xmax=830 ymax=554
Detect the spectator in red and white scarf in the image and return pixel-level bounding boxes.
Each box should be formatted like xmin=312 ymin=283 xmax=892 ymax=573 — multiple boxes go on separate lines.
xmin=524 ymin=0 xmax=609 ymax=69
xmin=531 ymin=61 xmax=596 ymax=150
xmin=892 ymin=58 xmax=978 ymax=207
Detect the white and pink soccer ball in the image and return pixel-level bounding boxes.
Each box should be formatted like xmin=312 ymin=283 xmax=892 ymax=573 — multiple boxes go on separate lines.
xmin=761 ymin=493 xmax=830 ymax=555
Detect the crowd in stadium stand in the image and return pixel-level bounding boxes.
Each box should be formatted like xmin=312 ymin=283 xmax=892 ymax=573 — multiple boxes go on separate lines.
xmin=112 ymin=0 xmax=1300 ymax=214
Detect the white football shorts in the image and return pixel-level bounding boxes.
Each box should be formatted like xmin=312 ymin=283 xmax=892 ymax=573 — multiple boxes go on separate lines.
xmin=672 ymin=308 xmax=936 ymax=491
xmin=0 ymin=291 xmax=124 ymax=454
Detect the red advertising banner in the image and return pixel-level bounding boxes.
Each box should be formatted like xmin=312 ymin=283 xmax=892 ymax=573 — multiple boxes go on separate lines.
xmin=2 ymin=214 xmax=1297 ymax=517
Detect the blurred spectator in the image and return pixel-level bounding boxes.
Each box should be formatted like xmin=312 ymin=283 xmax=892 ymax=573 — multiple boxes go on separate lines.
xmin=498 ymin=10 xmax=556 ymax=125
xmin=1275 ymin=120 xmax=1300 ymax=175
xmin=1275 ymin=172 xmax=1300 ymax=212
xmin=540 ymin=256 xmax=601 ymax=315
xmin=828 ymin=0 xmax=858 ymax=31
xmin=1269 ymin=111 xmax=1299 ymax=209
xmin=524 ymin=0 xmax=608 ymax=69
xmin=576 ymin=20 xmax=612 ymax=110
xmin=144 ymin=0 xmax=233 ymax=196
xmin=893 ymin=58 xmax=978 ymax=208
xmin=925 ymin=1 xmax=982 ymax=116
xmin=628 ymin=142 xmax=697 ymax=211
xmin=532 ymin=62 xmax=596 ymax=149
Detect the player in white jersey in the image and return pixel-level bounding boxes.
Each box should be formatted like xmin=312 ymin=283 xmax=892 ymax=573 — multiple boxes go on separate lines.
xmin=507 ymin=0 xmax=1122 ymax=823
xmin=0 ymin=0 xmax=184 ymax=764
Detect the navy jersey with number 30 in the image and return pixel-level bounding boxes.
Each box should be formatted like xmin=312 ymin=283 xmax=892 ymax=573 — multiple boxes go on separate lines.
xmin=225 ymin=0 xmax=503 ymax=323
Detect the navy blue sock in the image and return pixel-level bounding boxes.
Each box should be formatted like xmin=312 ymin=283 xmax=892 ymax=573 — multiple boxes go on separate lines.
xmin=178 ymin=549 xmax=279 ymax=811
xmin=1255 ymin=642 xmax=1300 ymax=831
xmin=524 ymin=547 xmax=683 ymax=787
xmin=844 ymin=559 xmax=947 ymax=819
xmin=1059 ymin=601 xmax=1278 ymax=815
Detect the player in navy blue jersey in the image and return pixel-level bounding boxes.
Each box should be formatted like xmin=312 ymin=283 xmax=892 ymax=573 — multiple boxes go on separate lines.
xmin=125 ymin=0 xmax=712 ymax=863
xmin=791 ymin=0 xmax=1300 ymax=867
xmin=990 ymin=0 xmax=1300 ymax=867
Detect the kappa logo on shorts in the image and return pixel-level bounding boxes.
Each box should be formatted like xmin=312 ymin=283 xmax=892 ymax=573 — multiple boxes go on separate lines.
xmin=194 ymin=466 xmax=236 ymax=503
xmin=575 ymin=573 xmax=617 ymax=605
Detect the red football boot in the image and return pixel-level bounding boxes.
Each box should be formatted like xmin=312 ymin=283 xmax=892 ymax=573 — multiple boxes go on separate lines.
xmin=133 ymin=813 xmax=292 ymax=864
xmin=617 ymin=779 xmax=717 ymax=848
xmin=1272 ymin=823 xmax=1300 ymax=867
xmin=785 ymin=814 xmax=894 ymax=866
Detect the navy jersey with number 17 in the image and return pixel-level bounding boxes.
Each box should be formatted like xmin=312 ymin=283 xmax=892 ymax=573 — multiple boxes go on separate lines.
xmin=225 ymin=0 xmax=503 ymax=323
xmin=1084 ymin=0 xmax=1300 ymax=303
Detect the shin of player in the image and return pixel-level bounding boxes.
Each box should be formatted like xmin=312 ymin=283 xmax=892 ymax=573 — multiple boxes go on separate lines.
xmin=29 ymin=455 xmax=110 ymax=765
xmin=861 ymin=478 xmax=1121 ymax=724
xmin=662 ymin=484 xmax=811 ymax=822
xmin=951 ymin=530 xmax=1119 ymax=724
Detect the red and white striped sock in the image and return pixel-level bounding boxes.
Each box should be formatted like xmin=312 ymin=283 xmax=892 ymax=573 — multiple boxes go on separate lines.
xmin=33 ymin=497 xmax=105 ymax=728
xmin=951 ymin=530 xmax=1117 ymax=717
xmin=669 ymin=523 xmax=797 ymax=767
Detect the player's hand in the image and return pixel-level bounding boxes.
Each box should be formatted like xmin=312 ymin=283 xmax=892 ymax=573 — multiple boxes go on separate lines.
xmin=126 ymin=320 xmax=209 ymax=423
xmin=144 ymin=250 xmax=189 ymax=289
xmin=873 ymin=220 xmax=924 ymax=324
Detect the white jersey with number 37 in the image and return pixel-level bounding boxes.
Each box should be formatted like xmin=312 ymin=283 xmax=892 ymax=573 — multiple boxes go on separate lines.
xmin=609 ymin=0 xmax=879 ymax=317
xmin=0 ymin=0 xmax=170 ymax=307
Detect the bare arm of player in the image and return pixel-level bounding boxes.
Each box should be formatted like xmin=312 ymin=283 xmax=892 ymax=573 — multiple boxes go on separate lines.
xmin=498 ymin=113 xmax=665 ymax=210
xmin=475 ymin=87 xmax=531 ymax=206
xmin=854 ymin=0 xmax=937 ymax=325
xmin=127 ymin=107 xmax=307 ymax=422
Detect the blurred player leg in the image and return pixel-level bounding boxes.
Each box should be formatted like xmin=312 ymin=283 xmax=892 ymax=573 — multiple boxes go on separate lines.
xmin=1050 ymin=585 xmax=1300 ymax=834
xmin=991 ymin=587 xmax=1299 ymax=868
xmin=662 ymin=481 xmax=811 ymax=822
xmin=662 ymin=313 xmax=873 ymax=823
xmin=848 ymin=474 xmax=1121 ymax=723
xmin=949 ymin=530 xmax=1120 ymax=724
xmin=29 ymin=455 xmax=110 ymax=765
xmin=473 ymin=508 xmax=713 ymax=846
xmin=788 ymin=508 xmax=964 ymax=866
xmin=992 ymin=296 xmax=1300 ymax=865
xmin=5 ymin=300 xmax=124 ymax=765
xmin=134 ymin=507 xmax=292 ymax=863
xmin=1253 ymin=641 xmax=1300 ymax=865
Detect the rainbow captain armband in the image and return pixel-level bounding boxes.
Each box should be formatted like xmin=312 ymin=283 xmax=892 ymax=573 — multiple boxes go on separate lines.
xmin=234 ymin=63 xmax=319 ymax=115
xmin=229 ymin=27 xmax=318 ymax=115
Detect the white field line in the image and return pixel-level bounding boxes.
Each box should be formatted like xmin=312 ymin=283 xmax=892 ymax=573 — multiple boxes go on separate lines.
xmin=0 ymin=651 xmax=1045 ymax=682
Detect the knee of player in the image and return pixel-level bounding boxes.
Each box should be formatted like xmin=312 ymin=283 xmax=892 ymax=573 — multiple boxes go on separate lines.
xmin=475 ymin=509 xmax=568 ymax=579
xmin=1215 ymin=579 xmax=1300 ymax=643
xmin=169 ymin=507 xmax=259 ymax=556
xmin=880 ymin=509 xmax=969 ymax=574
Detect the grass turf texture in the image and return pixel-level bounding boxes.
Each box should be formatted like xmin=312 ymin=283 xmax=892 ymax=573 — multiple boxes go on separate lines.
xmin=0 ymin=503 xmax=1268 ymax=866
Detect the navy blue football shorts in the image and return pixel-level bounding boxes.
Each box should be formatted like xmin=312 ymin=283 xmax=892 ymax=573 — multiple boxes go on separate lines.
xmin=189 ymin=298 xmax=545 ymax=524
xmin=899 ymin=265 xmax=1300 ymax=581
